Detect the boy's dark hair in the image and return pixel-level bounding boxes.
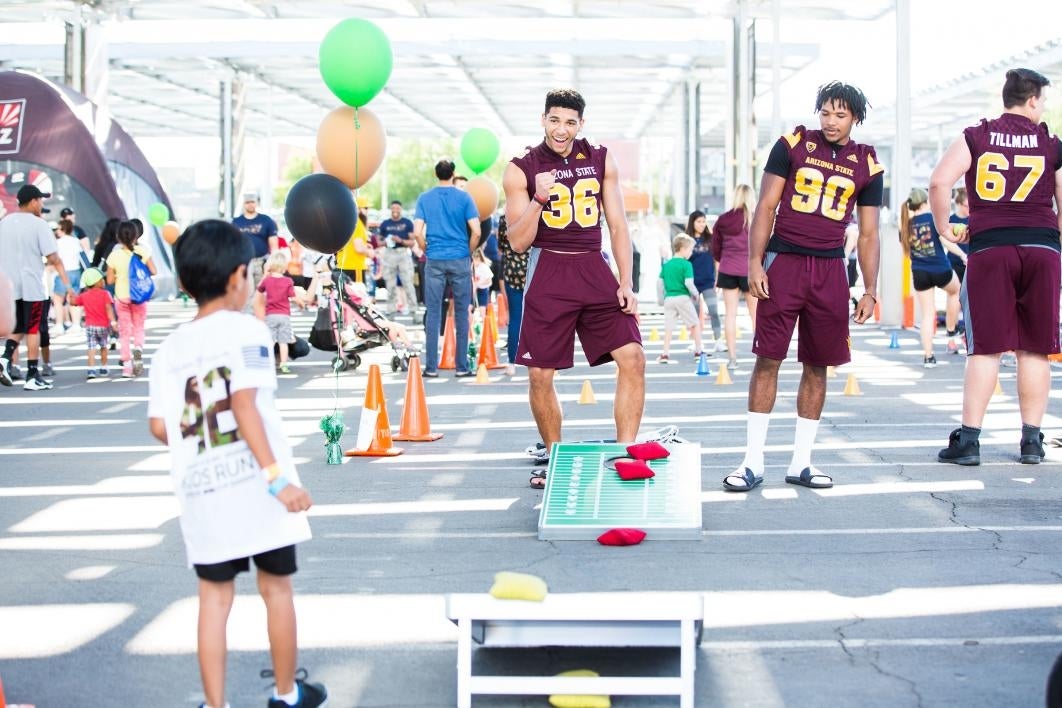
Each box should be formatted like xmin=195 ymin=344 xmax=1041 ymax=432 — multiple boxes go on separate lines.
xmin=435 ymin=159 xmax=456 ymax=180
xmin=173 ymin=219 xmax=253 ymax=305
xmin=815 ymin=82 xmax=870 ymax=124
xmin=390 ymin=200 xmax=402 ymax=207
xmin=117 ymin=220 xmax=139 ymax=249
xmin=544 ymin=89 xmax=586 ymax=118
xmin=1002 ymin=68 xmax=1050 ymax=109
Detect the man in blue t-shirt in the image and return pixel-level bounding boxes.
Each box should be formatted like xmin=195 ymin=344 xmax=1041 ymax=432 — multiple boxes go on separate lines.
xmin=413 ymin=160 xmax=480 ymax=377
xmin=379 ymin=200 xmax=417 ymax=316
xmin=231 ymin=192 xmax=278 ymax=289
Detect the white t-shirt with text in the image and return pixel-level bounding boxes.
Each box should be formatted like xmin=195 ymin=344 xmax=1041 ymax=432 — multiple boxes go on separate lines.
xmin=147 ymin=310 xmax=311 ymax=566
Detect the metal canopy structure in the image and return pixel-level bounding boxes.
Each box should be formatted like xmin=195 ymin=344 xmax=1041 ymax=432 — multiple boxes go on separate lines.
xmin=0 ymin=0 xmax=885 ymax=141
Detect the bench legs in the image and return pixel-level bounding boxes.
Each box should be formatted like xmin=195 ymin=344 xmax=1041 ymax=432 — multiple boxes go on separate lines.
xmin=680 ymin=618 xmax=696 ymax=708
xmin=457 ymin=617 xmax=472 ymax=708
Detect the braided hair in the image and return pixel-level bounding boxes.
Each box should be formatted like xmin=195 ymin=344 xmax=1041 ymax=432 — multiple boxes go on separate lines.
xmin=815 ymin=82 xmax=870 ymax=124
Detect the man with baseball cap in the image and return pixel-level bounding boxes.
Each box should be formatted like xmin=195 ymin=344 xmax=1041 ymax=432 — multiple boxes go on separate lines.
xmin=59 ymin=206 xmax=90 ymax=250
xmin=232 ymin=191 xmax=279 ymax=290
xmin=0 ymin=184 xmax=71 ymax=390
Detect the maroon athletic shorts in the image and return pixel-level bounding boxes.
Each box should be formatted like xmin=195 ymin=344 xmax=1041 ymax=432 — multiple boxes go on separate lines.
xmin=517 ymin=249 xmax=642 ymax=369
xmin=963 ymin=245 xmax=1061 ymax=356
xmin=752 ymin=252 xmax=851 ymax=366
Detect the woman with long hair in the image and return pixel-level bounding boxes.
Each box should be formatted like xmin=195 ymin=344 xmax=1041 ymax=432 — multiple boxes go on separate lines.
xmin=713 ymin=184 xmax=757 ymax=371
xmin=899 ymin=188 xmax=963 ymax=367
xmin=685 ymin=210 xmax=722 ymax=347
xmin=91 ymin=217 xmax=121 ymax=271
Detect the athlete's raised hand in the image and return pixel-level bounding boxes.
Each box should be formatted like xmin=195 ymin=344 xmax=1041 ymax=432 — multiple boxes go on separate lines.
xmin=748 ymin=260 xmax=770 ymax=300
xmin=534 ymin=170 xmax=557 ymax=202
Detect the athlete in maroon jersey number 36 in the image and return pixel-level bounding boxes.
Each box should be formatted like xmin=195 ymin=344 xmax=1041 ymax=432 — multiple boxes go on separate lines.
xmin=930 ymin=68 xmax=1062 ymax=466
xmin=503 ymin=89 xmax=645 ymax=489
xmin=722 ymin=82 xmax=884 ymax=493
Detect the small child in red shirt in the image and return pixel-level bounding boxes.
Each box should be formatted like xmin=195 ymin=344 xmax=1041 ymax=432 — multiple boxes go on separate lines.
xmin=255 ymin=252 xmax=303 ymax=374
xmin=72 ymin=268 xmax=118 ymax=379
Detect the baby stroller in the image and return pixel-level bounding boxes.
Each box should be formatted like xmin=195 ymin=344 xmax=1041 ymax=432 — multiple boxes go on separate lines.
xmin=308 ymin=268 xmax=416 ymax=373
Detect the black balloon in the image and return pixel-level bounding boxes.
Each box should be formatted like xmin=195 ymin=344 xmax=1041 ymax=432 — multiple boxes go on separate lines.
xmin=284 ymin=173 xmax=357 ymax=254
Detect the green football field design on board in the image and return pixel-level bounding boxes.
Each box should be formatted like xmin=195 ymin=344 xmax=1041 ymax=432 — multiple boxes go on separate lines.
xmin=538 ymin=442 xmax=703 ymax=540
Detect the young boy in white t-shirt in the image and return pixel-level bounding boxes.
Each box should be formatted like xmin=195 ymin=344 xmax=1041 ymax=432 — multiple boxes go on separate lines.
xmin=147 ymin=220 xmax=326 ymax=708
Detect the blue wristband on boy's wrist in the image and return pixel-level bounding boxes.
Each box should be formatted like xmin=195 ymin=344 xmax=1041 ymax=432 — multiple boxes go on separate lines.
xmin=268 ymin=476 xmax=290 ymax=496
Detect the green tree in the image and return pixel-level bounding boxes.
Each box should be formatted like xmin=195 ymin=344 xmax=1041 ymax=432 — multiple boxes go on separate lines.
xmin=1043 ymin=105 xmax=1062 ymax=136
xmin=356 ymin=136 xmax=509 ymax=211
xmin=273 ymin=152 xmax=313 ymax=206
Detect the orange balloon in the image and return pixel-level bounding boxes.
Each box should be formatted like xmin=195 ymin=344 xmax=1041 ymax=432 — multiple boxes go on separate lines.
xmin=466 ymin=176 xmax=498 ymax=221
xmin=161 ymin=220 xmax=180 ymax=245
xmin=316 ymin=106 xmax=386 ymax=189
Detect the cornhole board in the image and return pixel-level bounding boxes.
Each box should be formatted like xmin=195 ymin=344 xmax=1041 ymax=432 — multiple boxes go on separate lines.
xmin=538 ymin=442 xmax=702 ymax=540
xmin=446 ymin=592 xmax=703 ymax=708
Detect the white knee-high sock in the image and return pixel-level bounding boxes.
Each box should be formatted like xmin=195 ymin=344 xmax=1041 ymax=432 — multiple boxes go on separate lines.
xmin=788 ymin=416 xmax=820 ymax=475
xmin=740 ymin=412 xmax=771 ymax=474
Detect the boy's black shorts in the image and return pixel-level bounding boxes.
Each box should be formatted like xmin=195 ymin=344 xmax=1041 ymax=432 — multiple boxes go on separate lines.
xmin=194 ymin=545 xmax=297 ymax=582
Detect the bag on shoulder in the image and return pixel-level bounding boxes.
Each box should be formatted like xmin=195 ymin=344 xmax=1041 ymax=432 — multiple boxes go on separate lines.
xmin=128 ymin=253 xmax=155 ymax=304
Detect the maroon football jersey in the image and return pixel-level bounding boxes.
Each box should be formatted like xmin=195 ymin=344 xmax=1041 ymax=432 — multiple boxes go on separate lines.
xmin=963 ymin=113 xmax=1061 ymax=238
xmin=511 ymin=137 xmax=608 ymax=251
xmin=772 ymin=125 xmax=884 ymax=251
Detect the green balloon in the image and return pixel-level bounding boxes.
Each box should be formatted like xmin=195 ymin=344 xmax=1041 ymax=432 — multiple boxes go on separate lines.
xmin=319 ymin=19 xmax=393 ymax=108
xmin=460 ymin=128 xmax=500 ymax=175
xmin=147 ymin=202 xmax=169 ymax=227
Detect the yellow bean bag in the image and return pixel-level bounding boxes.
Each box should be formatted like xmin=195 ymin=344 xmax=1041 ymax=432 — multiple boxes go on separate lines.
xmin=548 ymin=669 xmax=611 ymax=708
xmin=488 ymin=571 xmax=548 ymax=601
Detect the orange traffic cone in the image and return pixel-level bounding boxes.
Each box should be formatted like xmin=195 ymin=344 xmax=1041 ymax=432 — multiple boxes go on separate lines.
xmin=0 ymin=673 xmax=6 ymax=707
xmin=485 ymin=301 xmax=499 ymax=342
xmin=477 ymin=312 xmax=506 ymax=369
xmin=345 ymin=364 xmax=403 ymax=457
xmin=393 ymin=356 xmax=443 ymax=442
xmin=496 ymin=287 xmax=509 ymax=327
xmin=439 ymin=302 xmax=457 ymax=370
xmin=715 ymin=362 xmax=732 ymax=385
xmin=473 ymin=363 xmax=491 ymax=384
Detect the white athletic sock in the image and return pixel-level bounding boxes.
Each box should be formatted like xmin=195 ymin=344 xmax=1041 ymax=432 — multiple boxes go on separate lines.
xmin=740 ymin=412 xmax=771 ymax=474
xmin=787 ymin=416 xmax=820 ymax=475
xmin=274 ymin=684 xmax=299 ymax=705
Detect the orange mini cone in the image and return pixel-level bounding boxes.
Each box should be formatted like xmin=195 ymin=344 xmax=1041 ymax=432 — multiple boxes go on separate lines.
xmin=473 ymin=363 xmax=491 ymax=384
xmin=393 ymin=356 xmax=443 ymax=442
xmin=496 ymin=288 xmax=510 ymax=327
xmin=578 ymin=379 xmax=597 ymax=404
xmin=993 ymin=377 xmax=1004 ymax=397
xmin=843 ymin=372 xmax=862 ymax=396
xmin=345 ymin=364 xmax=403 ymax=457
xmin=477 ymin=313 xmax=506 ymax=369
xmin=439 ymin=302 xmax=457 ymax=370
xmin=715 ymin=362 xmax=732 ymax=385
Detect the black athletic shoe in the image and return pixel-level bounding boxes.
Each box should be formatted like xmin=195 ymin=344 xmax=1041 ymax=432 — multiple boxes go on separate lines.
xmin=938 ymin=428 xmax=980 ymax=465
xmin=1020 ymin=433 xmax=1045 ymax=464
xmin=265 ymin=678 xmax=328 ymax=708
xmin=454 ymin=369 xmax=475 ymax=378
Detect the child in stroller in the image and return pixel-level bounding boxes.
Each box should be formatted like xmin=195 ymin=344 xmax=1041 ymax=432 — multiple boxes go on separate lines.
xmin=309 ymin=268 xmax=418 ymax=373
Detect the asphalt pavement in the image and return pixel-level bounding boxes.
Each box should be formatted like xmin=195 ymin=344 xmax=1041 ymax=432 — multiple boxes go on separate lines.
xmin=1 ymin=299 xmax=1061 ymax=708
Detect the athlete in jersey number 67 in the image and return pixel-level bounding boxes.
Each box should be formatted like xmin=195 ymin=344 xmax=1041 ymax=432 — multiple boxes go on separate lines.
xmin=930 ymin=68 xmax=1062 ymax=466
xmin=503 ymin=89 xmax=645 ymax=489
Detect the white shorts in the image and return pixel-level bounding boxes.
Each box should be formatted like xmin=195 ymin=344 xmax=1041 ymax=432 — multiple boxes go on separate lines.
xmin=663 ymin=295 xmax=698 ymax=331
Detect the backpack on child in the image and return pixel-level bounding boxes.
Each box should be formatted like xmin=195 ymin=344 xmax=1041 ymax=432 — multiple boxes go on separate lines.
xmin=128 ymin=253 xmax=155 ymax=304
